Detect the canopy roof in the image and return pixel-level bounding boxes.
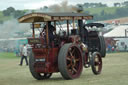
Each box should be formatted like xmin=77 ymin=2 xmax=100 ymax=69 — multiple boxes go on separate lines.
xmin=18 ymin=12 xmax=93 ymax=23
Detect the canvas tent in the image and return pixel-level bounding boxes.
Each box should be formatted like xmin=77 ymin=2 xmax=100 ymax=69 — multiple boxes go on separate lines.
xmin=104 ymin=25 xmax=128 ymax=51
xmin=104 ymin=25 xmax=128 ymax=38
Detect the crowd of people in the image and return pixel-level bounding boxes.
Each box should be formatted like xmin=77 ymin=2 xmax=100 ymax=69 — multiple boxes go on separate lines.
xmin=107 ymin=44 xmax=127 ymax=52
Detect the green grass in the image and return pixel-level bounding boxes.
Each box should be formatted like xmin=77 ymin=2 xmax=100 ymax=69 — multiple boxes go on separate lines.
xmin=85 ymin=7 xmax=120 ymax=14
xmin=0 ymin=52 xmax=18 ymax=59
xmin=0 ymin=52 xmax=128 ymax=85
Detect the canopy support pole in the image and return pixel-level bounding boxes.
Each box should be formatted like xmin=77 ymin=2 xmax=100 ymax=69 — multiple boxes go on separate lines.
xmin=54 ymin=21 xmax=56 ymax=35
xmin=46 ymin=22 xmax=49 ymax=47
xmin=32 ymin=23 xmax=35 ymax=38
xmin=73 ymin=17 xmax=75 ymax=29
xmin=67 ymin=20 xmax=69 ymax=36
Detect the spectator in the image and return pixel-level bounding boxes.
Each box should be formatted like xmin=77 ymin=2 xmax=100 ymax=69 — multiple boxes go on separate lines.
xmin=19 ymin=44 xmax=28 ymax=66
xmin=107 ymin=44 xmax=112 ymax=52
xmin=112 ymin=46 xmax=115 ymax=52
xmin=124 ymin=44 xmax=127 ymax=51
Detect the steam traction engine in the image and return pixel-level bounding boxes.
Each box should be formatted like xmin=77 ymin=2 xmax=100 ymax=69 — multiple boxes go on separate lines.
xmin=18 ymin=13 xmax=106 ymax=80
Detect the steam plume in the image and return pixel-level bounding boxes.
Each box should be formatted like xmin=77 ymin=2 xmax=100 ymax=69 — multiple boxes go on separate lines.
xmin=49 ymin=0 xmax=77 ymax=12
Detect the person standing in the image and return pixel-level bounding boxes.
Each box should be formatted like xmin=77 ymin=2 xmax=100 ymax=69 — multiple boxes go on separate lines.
xmin=124 ymin=44 xmax=127 ymax=51
xmin=107 ymin=44 xmax=112 ymax=52
xmin=19 ymin=44 xmax=28 ymax=66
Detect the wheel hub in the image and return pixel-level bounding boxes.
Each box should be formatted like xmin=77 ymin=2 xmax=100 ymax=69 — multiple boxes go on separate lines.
xmin=72 ymin=58 xmax=76 ymax=65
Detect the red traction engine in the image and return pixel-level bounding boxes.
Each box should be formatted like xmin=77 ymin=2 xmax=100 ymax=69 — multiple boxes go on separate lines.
xmin=18 ymin=12 xmax=106 ymax=80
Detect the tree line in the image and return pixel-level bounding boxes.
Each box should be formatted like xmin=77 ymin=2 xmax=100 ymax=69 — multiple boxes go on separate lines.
xmin=2 ymin=7 xmax=25 ymax=18
xmin=92 ymin=6 xmax=128 ymax=21
xmin=1 ymin=1 xmax=128 ymax=22
xmin=77 ymin=1 xmax=128 ymax=8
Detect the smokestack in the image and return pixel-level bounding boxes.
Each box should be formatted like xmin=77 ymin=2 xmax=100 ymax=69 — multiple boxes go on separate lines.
xmin=76 ymin=5 xmax=83 ymax=13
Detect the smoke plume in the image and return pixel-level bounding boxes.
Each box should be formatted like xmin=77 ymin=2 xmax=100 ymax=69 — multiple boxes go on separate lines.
xmin=48 ymin=0 xmax=77 ymax=12
xmin=0 ymin=19 xmax=29 ymax=39
xmin=34 ymin=0 xmax=78 ymax=13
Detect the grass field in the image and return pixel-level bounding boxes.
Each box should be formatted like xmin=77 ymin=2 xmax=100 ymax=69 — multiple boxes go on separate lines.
xmin=85 ymin=7 xmax=120 ymax=14
xmin=0 ymin=52 xmax=128 ymax=85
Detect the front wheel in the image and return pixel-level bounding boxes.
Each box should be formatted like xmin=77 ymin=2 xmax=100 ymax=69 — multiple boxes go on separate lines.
xmin=90 ymin=52 xmax=102 ymax=75
xmin=58 ymin=43 xmax=83 ymax=79
xmin=99 ymin=36 xmax=106 ymax=58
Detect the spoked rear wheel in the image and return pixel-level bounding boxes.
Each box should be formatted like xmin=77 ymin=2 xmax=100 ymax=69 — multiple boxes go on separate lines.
xmin=58 ymin=43 xmax=83 ymax=80
xmin=29 ymin=49 xmax=52 ymax=80
xmin=91 ymin=52 xmax=102 ymax=75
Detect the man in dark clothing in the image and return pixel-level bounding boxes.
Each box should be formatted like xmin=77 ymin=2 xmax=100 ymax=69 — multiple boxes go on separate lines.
xmin=43 ymin=22 xmax=56 ymax=45
xmin=48 ymin=22 xmax=56 ymax=43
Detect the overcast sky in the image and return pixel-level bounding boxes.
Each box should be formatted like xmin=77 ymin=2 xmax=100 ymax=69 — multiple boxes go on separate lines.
xmin=0 ymin=0 xmax=126 ymax=10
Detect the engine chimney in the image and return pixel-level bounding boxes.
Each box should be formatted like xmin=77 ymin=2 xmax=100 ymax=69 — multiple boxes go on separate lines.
xmin=77 ymin=5 xmax=83 ymax=13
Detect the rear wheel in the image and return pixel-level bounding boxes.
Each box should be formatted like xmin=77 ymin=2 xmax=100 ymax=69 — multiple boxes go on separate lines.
xmin=91 ymin=52 xmax=102 ymax=75
xmin=58 ymin=43 xmax=83 ymax=79
xmin=29 ymin=50 xmax=52 ymax=80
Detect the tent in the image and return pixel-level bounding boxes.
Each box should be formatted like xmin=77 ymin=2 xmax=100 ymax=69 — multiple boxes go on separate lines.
xmin=104 ymin=25 xmax=128 ymax=38
xmin=104 ymin=25 xmax=128 ymax=51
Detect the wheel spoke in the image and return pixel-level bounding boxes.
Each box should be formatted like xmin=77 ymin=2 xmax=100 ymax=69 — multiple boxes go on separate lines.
xmin=69 ymin=52 xmax=73 ymax=57
xmin=94 ymin=55 xmax=102 ymax=72
xmin=72 ymin=67 xmax=77 ymax=73
xmin=71 ymin=48 xmax=75 ymax=55
xmin=95 ymin=66 xmax=99 ymax=72
xmin=95 ymin=57 xmax=99 ymax=62
xmin=66 ymin=57 xmax=71 ymax=61
xmin=69 ymin=48 xmax=76 ymax=58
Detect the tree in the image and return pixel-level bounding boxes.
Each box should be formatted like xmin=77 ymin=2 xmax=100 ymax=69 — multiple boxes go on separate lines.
xmin=3 ymin=7 xmax=15 ymax=16
xmin=114 ymin=3 xmax=121 ymax=7
xmin=122 ymin=1 xmax=128 ymax=7
xmin=83 ymin=2 xmax=107 ymax=8
xmin=43 ymin=6 xmax=48 ymax=10
xmin=7 ymin=7 xmax=15 ymax=13
xmin=3 ymin=10 xmax=10 ymax=16
xmin=13 ymin=10 xmax=25 ymax=18
xmin=83 ymin=3 xmax=90 ymax=8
